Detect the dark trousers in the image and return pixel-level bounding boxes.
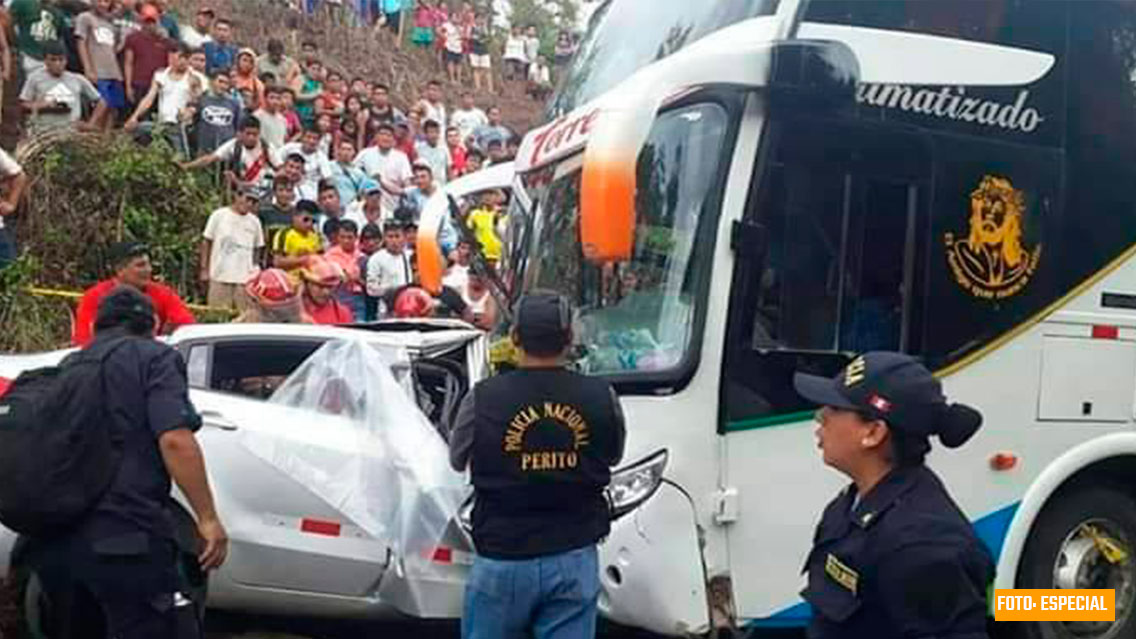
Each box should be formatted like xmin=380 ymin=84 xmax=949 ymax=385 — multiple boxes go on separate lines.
xmin=19 ymin=533 xmax=193 ymax=639
xmin=0 ymin=227 xmax=14 ymax=268
xmin=385 ymin=10 xmax=401 ymax=33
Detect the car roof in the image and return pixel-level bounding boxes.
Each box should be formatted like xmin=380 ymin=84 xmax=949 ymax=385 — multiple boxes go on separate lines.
xmin=0 ymin=321 xmax=485 ymax=381
xmin=443 ymin=160 xmax=514 ymax=198
xmin=170 ymin=320 xmax=484 ymax=351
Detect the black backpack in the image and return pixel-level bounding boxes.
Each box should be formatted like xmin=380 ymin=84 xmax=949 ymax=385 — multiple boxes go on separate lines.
xmin=0 ymin=338 xmax=131 ymax=536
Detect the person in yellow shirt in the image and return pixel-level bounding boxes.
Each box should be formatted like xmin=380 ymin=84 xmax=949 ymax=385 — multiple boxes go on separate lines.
xmin=273 ymin=200 xmax=323 ymax=273
xmin=466 ymin=189 xmax=505 ymax=266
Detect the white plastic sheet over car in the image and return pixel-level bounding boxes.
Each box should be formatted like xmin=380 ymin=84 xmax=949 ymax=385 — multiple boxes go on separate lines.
xmin=242 ymin=339 xmax=470 ymax=584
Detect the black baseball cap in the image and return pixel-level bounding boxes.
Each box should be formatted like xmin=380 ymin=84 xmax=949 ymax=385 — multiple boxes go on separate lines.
xmin=794 ymin=352 xmax=981 ymax=446
xmin=109 ymin=241 xmax=150 ymax=268
xmin=514 ymin=292 xmax=571 ymax=343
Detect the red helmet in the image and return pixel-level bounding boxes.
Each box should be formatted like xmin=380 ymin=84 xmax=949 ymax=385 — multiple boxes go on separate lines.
xmin=392 ymin=287 xmax=435 ymax=318
xmin=302 ymin=256 xmax=344 ymax=287
xmin=245 ymin=269 xmax=299 ymax=308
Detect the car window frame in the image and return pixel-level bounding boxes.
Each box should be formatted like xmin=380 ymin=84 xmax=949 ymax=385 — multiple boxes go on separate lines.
xmin=176 ymin=336 xmax=329 ymax=397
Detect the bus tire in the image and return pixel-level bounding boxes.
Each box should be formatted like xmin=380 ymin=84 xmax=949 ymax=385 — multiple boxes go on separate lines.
xmin=1014 ymin=485 xmax=1136 ymax=639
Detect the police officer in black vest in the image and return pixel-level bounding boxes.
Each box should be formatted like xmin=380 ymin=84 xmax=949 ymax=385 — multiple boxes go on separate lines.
xmin=450 ymin=292 xmax=626 ymax=639
xmin=794 ymin=352 xmax=994 ymax=639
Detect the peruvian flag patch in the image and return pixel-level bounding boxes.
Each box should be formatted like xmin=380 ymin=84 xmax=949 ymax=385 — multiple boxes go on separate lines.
xmin=868 ymin=394 xmax=892 ymax=413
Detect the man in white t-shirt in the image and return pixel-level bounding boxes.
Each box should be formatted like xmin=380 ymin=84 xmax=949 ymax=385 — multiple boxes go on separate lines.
xmin=416 ymin=79 xmax=447 ymax=128
xmin=19 ymin=42 xmax=104 ymax=131
xmin=450 ymin=92 xmax=488 ymax=147
xmin=344 ymin=185 xmax=386 ymax=230
xmin=524 ymin=25 xmax=542 ymax=68
xmin=199 ymin=186 xmax=264 ymax=311
xmin=279 ymin=126 xmax=333 ymax=202
xmin=503 ymin=25 xmax=527 ymax=81
xmin=182 ymin=116 xmax=279 ymax=199
xmin=0 ymin=148 xmax=27 ymax=268
xmin=253 ymin=85 xmax=290 ymax=151
xmin=180 ymin=6 xmax=214 ymax=49
xmin=125 ymin=44 xmax=203 ymax=154
xmin=415 ymin=120 xmax=452 ymax=185
xmin=442 ymin=238 xmax=472 ymax=292
xmin=125 ymin=45 xmax=203 ymax=126
xmin=366 ymin=220 xmax=414 ymax=316
xmin=353 ymin=122 xmax=413 ymax=218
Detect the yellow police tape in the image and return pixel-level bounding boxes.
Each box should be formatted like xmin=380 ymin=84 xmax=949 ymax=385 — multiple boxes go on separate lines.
xmin=24 ymin=286 xmax=237 ymax=316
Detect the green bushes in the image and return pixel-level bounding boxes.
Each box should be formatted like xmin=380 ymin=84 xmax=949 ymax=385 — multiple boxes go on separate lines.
xmin=1 ymin=132 xmax=226 ymax=352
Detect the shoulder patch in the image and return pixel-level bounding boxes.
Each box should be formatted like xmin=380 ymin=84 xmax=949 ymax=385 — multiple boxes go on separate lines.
xmin=825 ymin=553 xmax=859 ymax=594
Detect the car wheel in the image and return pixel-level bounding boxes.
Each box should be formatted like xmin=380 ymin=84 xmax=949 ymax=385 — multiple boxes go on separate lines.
xmin=1014 ymin=485 xmax=1136 ymax=639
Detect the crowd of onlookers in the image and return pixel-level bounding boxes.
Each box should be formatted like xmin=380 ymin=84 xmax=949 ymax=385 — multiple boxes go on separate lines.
xmin=0 ymin=0 xmax=550 ymax=337
xmin=289 ymin=0 xmax=578 ymax=99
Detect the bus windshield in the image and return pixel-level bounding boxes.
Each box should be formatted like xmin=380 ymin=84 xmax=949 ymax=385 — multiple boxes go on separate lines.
xmin=550 ymin=0 xmax=780 ymax=115
xmin=516 ymin=103 xmax=731 ymax=381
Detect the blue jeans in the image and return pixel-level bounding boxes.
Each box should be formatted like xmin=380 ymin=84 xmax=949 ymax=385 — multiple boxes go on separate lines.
xmin=463 ymin=545 xmax=600 ymax=639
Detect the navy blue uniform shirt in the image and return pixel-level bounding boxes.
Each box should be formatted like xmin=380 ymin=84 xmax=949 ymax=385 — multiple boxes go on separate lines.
xmin=803 ymin=465 xmax=994 ymax=639
xmin=78 ymin=328 xmax=202 ymax=545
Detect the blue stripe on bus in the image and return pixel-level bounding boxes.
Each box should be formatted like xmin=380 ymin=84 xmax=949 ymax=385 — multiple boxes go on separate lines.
xmin=745 ymin=501 xmax=1021 ymax=629
xmin=973 ymin=502 xmax=1019 ymax=560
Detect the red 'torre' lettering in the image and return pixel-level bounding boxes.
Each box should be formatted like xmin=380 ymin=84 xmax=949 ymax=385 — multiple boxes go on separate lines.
xmin=527 ymin=108 xmax=601 ymax=168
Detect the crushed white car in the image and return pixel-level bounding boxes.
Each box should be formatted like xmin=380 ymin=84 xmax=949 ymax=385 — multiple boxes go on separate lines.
xmin=0 ymin=320 xmax=485 ymax=622
xmin=0 ymin=319 xmax=667 ymax=626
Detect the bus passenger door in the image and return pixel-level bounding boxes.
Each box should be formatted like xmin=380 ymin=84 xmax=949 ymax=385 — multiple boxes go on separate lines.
xmin=718 ymin=121 xmax=932 ymax=622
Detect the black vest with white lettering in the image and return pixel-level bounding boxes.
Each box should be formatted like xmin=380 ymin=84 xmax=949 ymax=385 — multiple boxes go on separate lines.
xmin=469 ymin=367 xmax=621 ymax=559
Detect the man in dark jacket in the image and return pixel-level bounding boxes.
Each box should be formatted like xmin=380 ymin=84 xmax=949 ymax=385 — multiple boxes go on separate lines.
xmin=21 ymin=286 xmax=227 ymax=638
xmin=450 ymin=292 xmax=626 ymax=639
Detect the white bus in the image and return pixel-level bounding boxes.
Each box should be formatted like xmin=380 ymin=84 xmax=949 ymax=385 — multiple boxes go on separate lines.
xmin=420 ymin=1 xmax=1136 ymax=637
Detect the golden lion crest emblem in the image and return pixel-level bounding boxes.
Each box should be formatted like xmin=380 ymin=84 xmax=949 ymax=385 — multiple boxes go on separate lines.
xmin=945 ymin=175 xmax=1042 ymax=300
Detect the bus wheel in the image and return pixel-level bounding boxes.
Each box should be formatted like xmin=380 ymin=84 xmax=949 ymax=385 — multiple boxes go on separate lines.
xmin=1017 ymin=486 xmax=1136 ymax=639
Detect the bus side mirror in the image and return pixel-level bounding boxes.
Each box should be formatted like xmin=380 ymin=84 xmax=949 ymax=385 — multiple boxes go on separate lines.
xmin=417 ymin=194 xmax=457 ymax=295
xmin=768 ymin=40 xmax=860 ymax=113
xmin=579 ymin=106 xmax=648 ymax=264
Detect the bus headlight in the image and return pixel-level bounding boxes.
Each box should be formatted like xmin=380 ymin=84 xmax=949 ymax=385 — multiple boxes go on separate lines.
xmin=607 ymin=450 xmax=669 ymax=520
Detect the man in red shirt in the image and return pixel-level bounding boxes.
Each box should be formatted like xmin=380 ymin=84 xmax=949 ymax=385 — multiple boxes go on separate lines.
xmin=446 ymin=125 xmax=468 ymax=176
xmin=73 ymin=241 xmax=195 ymax=346
xmin=123 ymin=3 xmax=176 ymax=105
xmin=301 ymin=256 xmax=353 ymax=325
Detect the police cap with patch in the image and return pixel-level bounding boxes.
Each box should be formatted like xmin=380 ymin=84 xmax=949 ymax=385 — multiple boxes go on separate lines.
xmin=793 ymin=352 xmax=950 ymax=439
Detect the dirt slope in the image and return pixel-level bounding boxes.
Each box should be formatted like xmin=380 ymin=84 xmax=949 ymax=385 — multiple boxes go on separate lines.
xmin=170 ymin=0 xmax=546 ymax=133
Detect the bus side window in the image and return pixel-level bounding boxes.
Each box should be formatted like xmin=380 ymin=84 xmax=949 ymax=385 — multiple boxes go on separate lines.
xmin=721 ymin=124 xmax=929 ymax=427
xmin=722 ymin=162 xmax=854 ymax=425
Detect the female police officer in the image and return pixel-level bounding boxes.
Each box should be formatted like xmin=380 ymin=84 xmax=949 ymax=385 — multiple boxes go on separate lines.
xmin=794 ymin=352 xmax=994 ymax=638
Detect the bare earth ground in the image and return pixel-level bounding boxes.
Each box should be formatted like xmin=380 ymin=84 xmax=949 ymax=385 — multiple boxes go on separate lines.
xmin=168 ymin=0 xmax=547 ymax=134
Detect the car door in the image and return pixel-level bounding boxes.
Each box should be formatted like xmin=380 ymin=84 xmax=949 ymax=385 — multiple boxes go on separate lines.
xmin=179 ymin=335 xmax=391 ymax=598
